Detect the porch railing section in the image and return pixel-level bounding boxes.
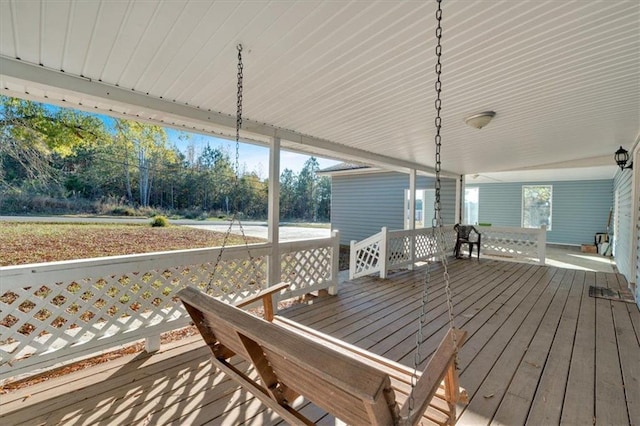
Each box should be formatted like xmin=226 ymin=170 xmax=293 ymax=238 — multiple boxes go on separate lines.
xmin=0 ymin=232 xmax=339 ymax=383
xmin=349 ymin=225 xmax=546 ymax=279
xmin=479 ymin=225 xmax=546 ymax=265
xmin=350 ymin=225 xmax=456 ymax=279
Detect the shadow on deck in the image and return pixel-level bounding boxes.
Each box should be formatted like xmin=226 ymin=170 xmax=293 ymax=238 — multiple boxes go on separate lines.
xmin=2 ymin=258 xmax=638 ymax=425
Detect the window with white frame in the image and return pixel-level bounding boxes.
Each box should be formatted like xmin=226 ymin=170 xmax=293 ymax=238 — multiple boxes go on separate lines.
xmin=522 ymin=185 xmax=552 ymax=230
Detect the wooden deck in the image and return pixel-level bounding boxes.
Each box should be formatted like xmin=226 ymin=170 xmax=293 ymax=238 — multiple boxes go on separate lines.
xmin=2 ymin=258 xmax=639 ymax=425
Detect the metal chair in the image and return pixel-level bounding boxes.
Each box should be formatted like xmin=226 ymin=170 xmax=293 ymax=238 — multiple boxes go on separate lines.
xmin=454 ymin=224 xmax=481 ymax=259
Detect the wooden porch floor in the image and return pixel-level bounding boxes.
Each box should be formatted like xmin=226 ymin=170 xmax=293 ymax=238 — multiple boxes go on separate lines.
xmin=2 ymin=259 xmax=639 ymax=425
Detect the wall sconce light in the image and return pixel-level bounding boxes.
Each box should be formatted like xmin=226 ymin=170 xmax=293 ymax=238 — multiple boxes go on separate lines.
xmin=614 ymin=146 xmax=633 ymax=171
xmin=464 ymin=111 xmax=496 ymax=129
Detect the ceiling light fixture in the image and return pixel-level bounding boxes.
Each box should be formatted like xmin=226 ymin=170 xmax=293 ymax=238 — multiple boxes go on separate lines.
xmin=614 ymin=146 xmax=633 ymax=171
xmin=464 ymin=111 xmax=496 ymax=129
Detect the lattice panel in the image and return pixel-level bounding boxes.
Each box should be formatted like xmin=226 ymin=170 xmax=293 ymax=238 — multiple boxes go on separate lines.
xmin=281 ymin=247 xmax=333 ymax=291
xmin=414 ymin=232 xmax=438 ymax=259
xmin=353 ymin=242 xmax=382 ymax=277
xmin=387 ymin=236 xmax=411 ymax=266
xmin=442 ymin=228 xmax=456 ymax=254
xmin=401 ymin=227 xmax=455 ymax=261
xmin=0 ymin=257 xmax=266 ymax=369
xmin=482 ymin=231 xmax=539 ymax=259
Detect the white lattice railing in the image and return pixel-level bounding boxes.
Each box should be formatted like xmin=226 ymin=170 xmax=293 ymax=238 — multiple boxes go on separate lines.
xmin=350 ymin=225 xmax=456 ymax=279
xmin=350 ymin=225 xmax=546 ymax=279
xmin=479 ymin=225 xmax=546 ymax=265
xmin=0 ymin=232 xmax=339 ymax=383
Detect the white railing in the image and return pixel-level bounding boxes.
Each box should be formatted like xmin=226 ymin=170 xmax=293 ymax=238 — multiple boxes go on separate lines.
xmin=349 ymin=225 xmax=547 ymax=279
xmin=479 ymin=225 xmax=546 ymax=265
xmin=350 ymin=225 xmax=456 ymax=279
xmin=0 ymin=232 xmax=340 ymax=383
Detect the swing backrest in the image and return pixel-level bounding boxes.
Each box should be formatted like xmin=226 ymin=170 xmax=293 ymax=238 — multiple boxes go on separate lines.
xmin=178 ymin=286 xmax=398 ymax=425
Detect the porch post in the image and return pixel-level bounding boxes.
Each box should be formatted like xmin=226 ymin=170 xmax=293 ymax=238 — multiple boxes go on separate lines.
xmin=408 ymin=169 xmax=416 ymax=270
xmin=630 ymin=145 xmax=640 ymax=298
xmin=380 ymin=226 xmax=389 ymax=279
xmin=538 ymin=225 xmax=547 ymax=265
xmin=456 ymin=175 xmax=464 ymax=224
xmin=329 ymin=230 xmax=340 ymax=295
xmin=268 ymin=137 xmax=281 ymax=303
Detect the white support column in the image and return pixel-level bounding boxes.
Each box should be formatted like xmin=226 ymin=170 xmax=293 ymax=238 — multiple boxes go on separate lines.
xmin=538 ymin=225 xmax=547 ymax=265
xmin=380 ymin=226 xmax=389 ymax=279
xmin=267 ymin=137 xmax=281 ymax=303
xmin=456 ymin=175 xmax=464 ymax=224
xmin=329 ymin=230 xmax=340 ymax=295
xmin=630 ymin=145 xmax=640 ymax=296
xmin=408 ymin=170 xmax=416 ymax=270
xmin=145 ymin=334 xmax=160 ymax=353
xmin=349 ymin=240 xmax=357 ymax=280
xmin=409 ymin=170 xmax=417 ymax=230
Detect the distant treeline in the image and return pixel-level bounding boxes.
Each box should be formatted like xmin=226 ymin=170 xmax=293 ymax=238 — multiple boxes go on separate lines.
xmin=0 ymin=95 xmax=330 ymax=220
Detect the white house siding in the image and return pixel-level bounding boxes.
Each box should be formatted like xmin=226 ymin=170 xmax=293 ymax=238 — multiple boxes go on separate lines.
xmin=468 ymin=180 xmax=613 ymax=246
xmin=330 ymin=172 xmax=456 ymax=245
xmin=614 ymin=169 xmax=633 ymax=286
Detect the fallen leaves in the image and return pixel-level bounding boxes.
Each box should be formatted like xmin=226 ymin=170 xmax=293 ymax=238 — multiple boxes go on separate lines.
xmin=0 ymin=222 xmax=263 ymax=266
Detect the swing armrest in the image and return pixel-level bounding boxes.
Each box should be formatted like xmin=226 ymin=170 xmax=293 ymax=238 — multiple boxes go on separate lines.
xmin=399 ymin=328 xmax=467 ymax=426
xmin=233 ymin=282 xmax=290 ymax=321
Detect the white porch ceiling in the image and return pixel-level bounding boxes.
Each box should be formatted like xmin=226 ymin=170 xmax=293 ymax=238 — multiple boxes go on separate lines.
xmin=1 ymin=0 xmax=638 ymax=179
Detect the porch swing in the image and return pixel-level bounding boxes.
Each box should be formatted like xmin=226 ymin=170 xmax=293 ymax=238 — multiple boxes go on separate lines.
xmin=177 ymin=1 xmax=467 ymax=424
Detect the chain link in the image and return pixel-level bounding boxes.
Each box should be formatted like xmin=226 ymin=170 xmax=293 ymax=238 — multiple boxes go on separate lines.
xmin=235 ymin=44 xmax=243 ymax=179
xmin=231 ymin=44 xmax=258 ymax=278
xmin=207 ymin=44 xmax=263 ymax=293
xmin=431 ymin=0 xmax=458 ymax=367
xmin=431 ymin=0 xmax=458 ymax=363
xmin=407 ymin=1 xmax=457 ymax=423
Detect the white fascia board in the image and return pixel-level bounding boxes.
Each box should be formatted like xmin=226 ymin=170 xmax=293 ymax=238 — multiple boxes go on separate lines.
xmin=317 ymin=167 xmax=384 ymax=177
xmin=0 ymin=56 xmax=458 ymax=178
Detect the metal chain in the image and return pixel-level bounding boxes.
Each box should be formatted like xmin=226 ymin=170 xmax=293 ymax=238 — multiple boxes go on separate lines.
xmin=235 ymin=44 xmax=243 ymax=180
xmin=231 ymin=44 xmax=262 ymax=286
xmin=208 ymin=44 xmax=262 ymax=293
xmin=432 ymin=0 xmax=458 ymax=364
xmin=407 ymin=1 xmax=456 ymax=423
xmin=431 ymin=0 xmax=458 ymax=360
xmin=434 ymin=0 xmax=458 ymax=365
xmin=408 ymin=259 xmax=430 ymax=418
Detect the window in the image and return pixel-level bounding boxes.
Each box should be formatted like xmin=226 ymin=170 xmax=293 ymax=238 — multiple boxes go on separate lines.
xmin=522 ymin=185 xmax=552 ymax=230
xmin=464 ymin=187 xmax=479 ymax=225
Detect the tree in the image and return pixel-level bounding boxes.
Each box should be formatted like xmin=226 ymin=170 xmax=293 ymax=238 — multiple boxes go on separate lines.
xmin=316 ymin=176 xmax=331 ymax=221
xmin=113 ymin=119 xmax=176 ymax=207
xmin=279 ymin=168 xmax=296 ymax=219
xmin=0 ymin=96 xmax=106 ymax=192
xmin=296 ymin=157 xmax=320 ymax=221
xmin=195 ymin=144 xmax=235 ymax=212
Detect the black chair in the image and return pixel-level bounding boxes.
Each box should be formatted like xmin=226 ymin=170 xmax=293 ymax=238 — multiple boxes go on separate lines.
xmin=454 ymin=224 xmax=481 ymax=259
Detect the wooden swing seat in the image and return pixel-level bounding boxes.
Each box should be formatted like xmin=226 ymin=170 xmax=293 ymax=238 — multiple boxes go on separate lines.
xmin=177 ymin=284 xmax=467 ymax=426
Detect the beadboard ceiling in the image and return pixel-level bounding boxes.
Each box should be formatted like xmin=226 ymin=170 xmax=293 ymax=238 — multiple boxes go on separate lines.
xmin=1 ymin=0 xmax=638 ymax=180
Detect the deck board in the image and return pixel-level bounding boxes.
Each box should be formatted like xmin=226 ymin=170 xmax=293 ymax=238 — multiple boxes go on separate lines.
xmin=561 ymin=267 xmax=598 ymax=425
xmin=594 ymin=272 xmax=629 ymax=425
xmin=526 ymin=270 xmax=585 ymax=425
xmin=1 ymin=258 xmax=638 ymax=426
xmin=608 ymin=273 xmax=640 ymax=425
xmin=458 ymin=266 xmax=565 ymax=424
xmin=491 ymin=268 xmax=574 ymax=425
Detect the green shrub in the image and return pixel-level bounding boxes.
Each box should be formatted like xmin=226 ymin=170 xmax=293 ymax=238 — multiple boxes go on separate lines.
xmin=111 ymin=206 xmax=137 ymax=216
xmin=150 ymin=215 xmax=169 ymax=227
xmin=182 ymin=207 xmax=203 ymax=219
